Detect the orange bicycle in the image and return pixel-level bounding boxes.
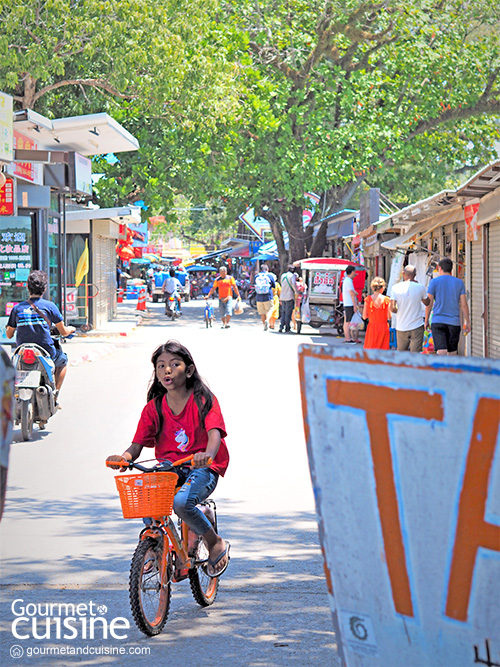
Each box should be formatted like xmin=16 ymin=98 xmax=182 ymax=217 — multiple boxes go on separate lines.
xmin=106 ymin=456 xmax=220 ymax=636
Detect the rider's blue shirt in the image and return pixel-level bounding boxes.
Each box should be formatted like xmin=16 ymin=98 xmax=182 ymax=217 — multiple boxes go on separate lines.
xmin=7 ymin=297 xmax=63 ymax=358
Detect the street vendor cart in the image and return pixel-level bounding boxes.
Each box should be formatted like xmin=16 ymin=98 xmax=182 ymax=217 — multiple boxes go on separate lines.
xmin=293 ymin=258 xmax=366 ymax=334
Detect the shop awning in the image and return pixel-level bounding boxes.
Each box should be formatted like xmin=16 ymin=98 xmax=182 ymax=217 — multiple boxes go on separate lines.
xmin=381 ymin=218 xmax=446 ymax=250
xmin=455 ymin=161 xmax=500 ymax=200
xmin=64 ymin=206 xmax=141 ymax=224
xmin=227 ymin=245 xmax=251 ymax=257
xmin=13 ymin=110 xmax=139 ymax=156
xmin=193 ymin=248 xmax=230 ymax=262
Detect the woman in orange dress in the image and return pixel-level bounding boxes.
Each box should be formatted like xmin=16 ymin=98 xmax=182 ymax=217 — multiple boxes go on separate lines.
xmin=362 ymin=277 xmax=391 ymax=350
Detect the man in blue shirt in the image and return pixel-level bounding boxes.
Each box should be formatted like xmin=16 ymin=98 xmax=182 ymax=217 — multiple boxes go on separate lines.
xmin=425 ymin=258 xmax=470 ymax=355
xmin=6 ymin=270 xmax=75 ymax=395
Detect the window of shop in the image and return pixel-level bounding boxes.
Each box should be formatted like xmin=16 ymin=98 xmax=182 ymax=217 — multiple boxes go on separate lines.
xmin=47 ymin=215 xmax=60 ymax=306
xmin=0 ymin=216 xmax=33 ymax=338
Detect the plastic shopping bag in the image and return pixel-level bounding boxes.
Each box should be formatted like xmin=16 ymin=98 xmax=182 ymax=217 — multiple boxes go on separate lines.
xmin=422 ymin=328 xmax=434 ymax=354
xmin=301 ymin=297 xmax=311 ymax=324
xmin=349 ymin=310 xmax=363 ymax=329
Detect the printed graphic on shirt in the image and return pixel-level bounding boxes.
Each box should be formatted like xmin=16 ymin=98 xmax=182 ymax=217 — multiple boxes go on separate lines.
xmin=175 ymin=428 xmax=189 ymax=451
xmin=17 ymin=307 xmax=47 ymax=329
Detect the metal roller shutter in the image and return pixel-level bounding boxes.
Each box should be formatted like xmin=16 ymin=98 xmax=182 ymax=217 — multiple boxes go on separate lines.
xmin=488 ymin=222 xmax=500 ymax=359
xmin=94 ymin=235 xmax=116 ymax=329
xmin=470 ymin=240 xmax=484 ymax=357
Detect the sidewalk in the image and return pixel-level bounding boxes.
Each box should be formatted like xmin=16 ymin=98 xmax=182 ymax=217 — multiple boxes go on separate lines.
xmin=65 ymin=301 xmax=139 ymax=367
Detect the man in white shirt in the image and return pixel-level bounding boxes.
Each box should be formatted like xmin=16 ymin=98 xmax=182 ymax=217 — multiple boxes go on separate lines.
xmin=342 ymin=265 xmax=359 ymax=343
xmin=279 ymin=265 xmax=297 ymax=333
xmin=389 ymin=264 xmax=430 ymax=352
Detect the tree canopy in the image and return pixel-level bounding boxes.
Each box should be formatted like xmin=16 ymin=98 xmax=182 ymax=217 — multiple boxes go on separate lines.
xmin=211 ymin=0 xmax=500 ymax=263
xmin=2 ymin=1 xmax=500 ymax=262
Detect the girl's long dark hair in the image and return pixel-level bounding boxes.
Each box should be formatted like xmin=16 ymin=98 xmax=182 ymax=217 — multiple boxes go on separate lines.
xmin=147 ymin=340 xmax=214 ymax=437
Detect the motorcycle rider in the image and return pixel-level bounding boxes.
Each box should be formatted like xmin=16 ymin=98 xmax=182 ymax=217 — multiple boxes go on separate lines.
xmin=162 ymin=268 xmax=183 ymax=316
xmin=6 ymin=270 xmax=75 ymax=399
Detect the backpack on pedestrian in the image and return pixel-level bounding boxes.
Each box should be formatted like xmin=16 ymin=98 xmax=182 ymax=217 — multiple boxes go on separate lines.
xmin=255 ymin=273 xmax=271 ymax=295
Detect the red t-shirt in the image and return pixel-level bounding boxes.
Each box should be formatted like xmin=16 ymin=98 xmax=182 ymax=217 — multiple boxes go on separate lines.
xmin=132 ymin=393 xmax=229 ymax=476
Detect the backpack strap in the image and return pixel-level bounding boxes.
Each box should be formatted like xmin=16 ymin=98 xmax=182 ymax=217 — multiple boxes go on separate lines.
xmin=28 ymin=299 xmax=52 ymax=328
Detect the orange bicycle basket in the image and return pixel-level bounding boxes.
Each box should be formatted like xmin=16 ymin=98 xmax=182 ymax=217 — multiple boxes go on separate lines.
xmin=115 ymin=472 xmax=178 ymax=519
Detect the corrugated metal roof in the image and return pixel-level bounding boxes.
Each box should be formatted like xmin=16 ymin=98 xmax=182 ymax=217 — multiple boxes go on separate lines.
xmin=388 ymin=160 xmax=500 ymax=229
xmin=455 ymin=161 xmax=500 ymax=199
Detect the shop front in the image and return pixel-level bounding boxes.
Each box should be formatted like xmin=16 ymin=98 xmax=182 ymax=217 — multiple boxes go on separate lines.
xmin=64 ymin=207 xmax=139 ymax=330
xmin=461 ymin=163 xmax=500 ymax=359
xmin=379 ymin=161 xmax=500 ymax=358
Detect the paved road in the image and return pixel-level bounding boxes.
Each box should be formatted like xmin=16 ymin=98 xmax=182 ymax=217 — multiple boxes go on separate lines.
xmin=0 ymin=298 xmax=345 ymax=666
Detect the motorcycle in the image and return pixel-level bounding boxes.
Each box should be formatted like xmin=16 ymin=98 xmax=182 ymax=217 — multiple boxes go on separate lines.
xmin=12 ymin=340 xmax=60 ymax=440
xmin=248 ymin=286 xmax=257 ymax=309
xmin=165 ymin=294 xmax=181 ymax=320
xmin=190 ymin=279 xmax=203 ymax=300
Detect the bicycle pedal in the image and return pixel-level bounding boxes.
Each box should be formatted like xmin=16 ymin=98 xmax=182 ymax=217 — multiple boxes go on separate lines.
xmin=172 ymin=568 xmax=189 ymax=582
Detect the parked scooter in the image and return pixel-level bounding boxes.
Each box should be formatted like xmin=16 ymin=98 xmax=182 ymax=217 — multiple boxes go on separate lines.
xmin=12 ymin=340 xmax=61 ymax=440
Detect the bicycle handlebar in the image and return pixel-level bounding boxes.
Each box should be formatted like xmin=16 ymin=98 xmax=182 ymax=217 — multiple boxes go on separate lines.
xmin=105 ymin=454 xmax=213 ymax=472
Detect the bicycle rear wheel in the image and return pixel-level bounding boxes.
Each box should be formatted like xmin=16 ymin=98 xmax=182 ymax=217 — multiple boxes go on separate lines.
xmin=188 ymin=503 xmax=219 ymax=606
xmin=129 ymin=537 xmax=171 ymax=636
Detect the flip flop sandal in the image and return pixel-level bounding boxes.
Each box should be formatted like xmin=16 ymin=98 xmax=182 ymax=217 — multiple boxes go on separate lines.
xmin=207 ymin=542 xmax=231 ymax=579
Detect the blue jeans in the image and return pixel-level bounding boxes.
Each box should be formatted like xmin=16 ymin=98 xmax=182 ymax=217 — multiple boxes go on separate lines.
xmin=280 ymin=299 xmax=294 ymax=331
xmin=173 ymin=468 xmax=219 ymax=535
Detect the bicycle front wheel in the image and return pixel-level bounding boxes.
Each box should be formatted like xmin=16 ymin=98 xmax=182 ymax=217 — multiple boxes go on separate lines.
xmin=129 ymin=537 xmax=171 ymax=636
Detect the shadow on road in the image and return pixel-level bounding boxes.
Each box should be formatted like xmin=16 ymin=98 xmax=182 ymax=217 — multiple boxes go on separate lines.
xmin=0 ymin=492 xmax=338 ymax=666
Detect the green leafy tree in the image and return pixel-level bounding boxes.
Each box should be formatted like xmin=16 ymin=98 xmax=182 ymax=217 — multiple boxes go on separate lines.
xmin=211 ymin=0 xmax=500 ymax=266
xmin=147 ymin=194 xmax=236 ymax=248
xmin=0 ymin=0 xmax=239 ymax=120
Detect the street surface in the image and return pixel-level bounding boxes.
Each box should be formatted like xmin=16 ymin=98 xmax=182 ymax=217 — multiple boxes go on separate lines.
xmin=0 ymin=298 xmax=350 ymax=666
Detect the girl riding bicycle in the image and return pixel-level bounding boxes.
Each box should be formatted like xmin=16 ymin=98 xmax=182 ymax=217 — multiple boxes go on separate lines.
xmin=107 ymin=340 xmax=230 ymax=578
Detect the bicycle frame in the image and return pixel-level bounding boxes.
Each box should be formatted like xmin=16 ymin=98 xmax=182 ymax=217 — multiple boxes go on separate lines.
xmin=140 ymin=510 xmax=195 ymax=577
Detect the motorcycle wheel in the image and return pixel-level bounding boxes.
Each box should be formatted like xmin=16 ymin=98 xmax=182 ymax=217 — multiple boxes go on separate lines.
xmin=21 ymin=399 xmax=34 ymax=441
xmin=249 ymin=294 xmax=257 ymax=309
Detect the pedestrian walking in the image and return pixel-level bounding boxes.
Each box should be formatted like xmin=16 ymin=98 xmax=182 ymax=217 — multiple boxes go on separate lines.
xmin=254 ymin=264 xmax=276 ymax=331
xmin=279 ymin=265 xmax=297 ymax=333
xmin=389 ymin=264 xmax=430 ymax=352
xmin=342 ymin=265 xmax=360 ymax=343
xmin=291 ymin=274 xmax=307 ymax=331
xmin=206 ymin=266 xmax=241 ymax=329
xmin=106 ymin=340 xmax=230 ymax=578
xmin=425 ymin=258 xmax=470 ymax=355
xmin=362 ymin=277 xmax=391 ymax=350
xmin=267 ymin=281 xmax=281 ymax=330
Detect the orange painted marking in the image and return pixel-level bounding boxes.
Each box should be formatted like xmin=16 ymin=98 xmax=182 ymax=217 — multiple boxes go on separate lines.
xmin=326 ymin=380 xmax=444 ymax=617
xmin=445 ymin=397 xmax=500 ymax=622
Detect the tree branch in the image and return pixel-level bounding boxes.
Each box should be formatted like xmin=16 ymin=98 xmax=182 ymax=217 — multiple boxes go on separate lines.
xmin=32 ymin=78 xmax=133 ymax=104
xmin=407 ymin=96 xmax=500 ymax=141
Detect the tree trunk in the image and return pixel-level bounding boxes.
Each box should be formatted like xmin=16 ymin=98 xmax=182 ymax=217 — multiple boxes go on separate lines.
xmin=267 ymin=212 xmax=289 ymax=274
xmin=309 ymin=178 xmax=365 ymax=257
xmin=281 ymin=203 xmax=307 ymax=262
